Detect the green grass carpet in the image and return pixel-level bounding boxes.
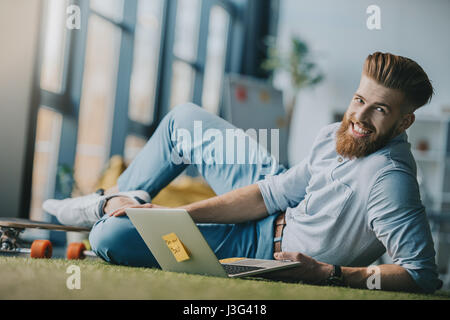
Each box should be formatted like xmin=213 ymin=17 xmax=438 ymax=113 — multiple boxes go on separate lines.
xmin=1 ymin=256 xmax=449 ymax=300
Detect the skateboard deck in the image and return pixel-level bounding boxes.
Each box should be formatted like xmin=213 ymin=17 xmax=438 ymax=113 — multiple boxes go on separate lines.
xmin=0 ymin=218 xmax=94 ymax=259
xmin=0 ymin=218 xmax=90 ymax=232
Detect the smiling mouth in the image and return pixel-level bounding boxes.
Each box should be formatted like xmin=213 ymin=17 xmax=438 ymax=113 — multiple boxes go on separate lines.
xmin=350 ymin=122 xmax=373 ymax=137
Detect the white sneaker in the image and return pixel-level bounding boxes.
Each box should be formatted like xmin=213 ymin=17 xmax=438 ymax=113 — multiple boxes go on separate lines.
xmin=42 ymin=190 xmax=151 ymax=228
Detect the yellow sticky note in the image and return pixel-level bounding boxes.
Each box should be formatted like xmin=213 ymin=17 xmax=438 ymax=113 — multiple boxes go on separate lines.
xmin=219 ymin=257 xmax=246 ymax=263
xmin=162 ymin=233 xmax=190 ymax=262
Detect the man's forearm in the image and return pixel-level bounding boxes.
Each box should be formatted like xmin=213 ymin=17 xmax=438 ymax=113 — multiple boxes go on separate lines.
xmin=341 ymin=264 xmax=419 ymax=292
xmin=272 ymin=252 xmax=421 ymax=293
xmin=181 ymin=184 xmax=268 ymax=224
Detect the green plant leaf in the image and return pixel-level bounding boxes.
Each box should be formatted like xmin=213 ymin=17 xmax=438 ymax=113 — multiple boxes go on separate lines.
xmin=261 ymin=35 xmax=324 ymax=93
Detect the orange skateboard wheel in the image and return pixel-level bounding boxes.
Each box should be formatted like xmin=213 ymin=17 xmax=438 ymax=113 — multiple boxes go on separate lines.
xmin=66 ymin=242 xmax=86 ymax=260
xmin=30 ymin=240 xmax=53 ymax=259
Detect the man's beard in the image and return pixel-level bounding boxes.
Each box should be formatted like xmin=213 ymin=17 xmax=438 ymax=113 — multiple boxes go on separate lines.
xmin=336 ymin=114 xmax=398 ymax=159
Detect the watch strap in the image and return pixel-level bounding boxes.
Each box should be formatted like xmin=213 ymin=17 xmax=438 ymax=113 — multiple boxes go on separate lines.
xmin=332 ymin=265 xmax=342 ymax=278
xmin=326 ymin=265 xmax=346 ymax=287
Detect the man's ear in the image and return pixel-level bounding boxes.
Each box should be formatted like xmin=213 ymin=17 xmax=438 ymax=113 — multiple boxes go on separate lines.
xmin=398 ymin=113 xmax=415 ymax=133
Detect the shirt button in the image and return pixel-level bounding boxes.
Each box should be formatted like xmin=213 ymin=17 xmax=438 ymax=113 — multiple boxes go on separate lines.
xmin=337 ymin=157 xmax=343 ymax=163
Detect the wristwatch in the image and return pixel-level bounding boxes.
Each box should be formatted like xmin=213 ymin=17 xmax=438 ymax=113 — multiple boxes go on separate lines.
xmin=326 ymin=265 xmax=346 ymax=287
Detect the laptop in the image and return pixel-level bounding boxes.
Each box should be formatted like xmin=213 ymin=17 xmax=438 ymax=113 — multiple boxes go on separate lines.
xmin=126 ymin=208 xmax=300 ymax=278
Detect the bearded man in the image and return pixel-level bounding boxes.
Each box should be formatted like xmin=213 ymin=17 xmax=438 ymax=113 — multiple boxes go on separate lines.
xmin=44 ymin=52 xmax=442 ymax=293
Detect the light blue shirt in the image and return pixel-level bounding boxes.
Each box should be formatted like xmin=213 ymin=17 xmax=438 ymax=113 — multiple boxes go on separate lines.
xmin=257 ymin=123 xmax=440 ymax=293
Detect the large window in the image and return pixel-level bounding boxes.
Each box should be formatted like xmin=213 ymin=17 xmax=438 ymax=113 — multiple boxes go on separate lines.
xmin=30 ymin=107 xmax=62 ymax=220
xmin=30 ymin=0 xmax=68 ymax=221
xmin=170 ymin=0 xmax=232 ymax=114
xmin=31 ymin=0 xmax=242 ymax=220
xmin=73 ymin=12 xmax=122 ymax=195
xmin=202 ymin=5 xmax=230 ymax=114
xmin=40 ymin=0 xmax=68 ymax=93
xmin=170 ymin=0 xmax=202 ymax=109
xmin=124 ymin=135 xmax=148 ymax=165
xmin=128 ymin=0 xmax=165 ymax=125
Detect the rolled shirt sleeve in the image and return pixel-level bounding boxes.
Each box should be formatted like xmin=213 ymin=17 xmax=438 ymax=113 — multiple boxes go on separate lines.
xmin=256 ymin=124 xmax=338 ymax=215
xmin=257 ymin=157 xmax=311 ymax=215
xmin=368 ymin=169 xmax=441 ymax=293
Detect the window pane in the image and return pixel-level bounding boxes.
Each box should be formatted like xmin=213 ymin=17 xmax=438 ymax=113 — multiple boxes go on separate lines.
xmin=170 ymin=61 xmax=195 ymax=109
xmin=74 ymin=15 xmax=121 ymax=195
xmin=40 ymin=0 xmax=68 ymax=93
xmin=30 ymin=107 xmax=62 ymax=221
xmin=128 ymin=0 xmax=165 ymax=125
xmin=124 ymin=135 xmax=148 ymax=165
xmin=202 ymin=6 xmax=230 ymax=114
xmin=173 ymin=0 xmax=202 ymax=62
xmin=90 ymin=0 xmax=123 ymax=21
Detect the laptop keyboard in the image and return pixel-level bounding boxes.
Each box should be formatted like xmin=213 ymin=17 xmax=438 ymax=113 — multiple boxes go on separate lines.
xmin=222 ymin=264 xmax=264 ymax=275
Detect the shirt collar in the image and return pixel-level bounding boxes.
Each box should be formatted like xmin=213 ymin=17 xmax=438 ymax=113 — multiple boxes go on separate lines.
xmin=391 ymin=131 xmax=408 ymax=142
xmin=385 ymin=131 xmax=408 ymax=148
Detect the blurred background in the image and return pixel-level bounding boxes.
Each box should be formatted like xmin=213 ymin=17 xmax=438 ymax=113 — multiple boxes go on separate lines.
xmin=1 ymin=0 xmax=450 ymax=287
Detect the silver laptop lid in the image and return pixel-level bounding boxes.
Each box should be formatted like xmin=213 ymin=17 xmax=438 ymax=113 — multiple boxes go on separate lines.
xmin=126 ymin=208 xmax=228 ymax=278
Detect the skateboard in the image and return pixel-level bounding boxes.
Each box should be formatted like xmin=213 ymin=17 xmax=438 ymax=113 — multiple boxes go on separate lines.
xmin=0 ymin=218 xmax=96 ymax=260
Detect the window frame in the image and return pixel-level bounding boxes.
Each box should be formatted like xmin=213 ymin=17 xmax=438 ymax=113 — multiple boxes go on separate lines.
xmin=28 ymin=0 xmax=269 ymax=220
xmin=163 ymin=0 xmax=236 ymax=115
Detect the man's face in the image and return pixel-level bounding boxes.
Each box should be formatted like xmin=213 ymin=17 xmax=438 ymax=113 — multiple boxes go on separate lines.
xmin=336 ymin=75 xmax=414 ymax=159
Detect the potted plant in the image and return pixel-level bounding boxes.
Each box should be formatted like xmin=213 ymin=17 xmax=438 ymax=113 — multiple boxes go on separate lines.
xmin=262 ymin=36 xmax=324 ymax=131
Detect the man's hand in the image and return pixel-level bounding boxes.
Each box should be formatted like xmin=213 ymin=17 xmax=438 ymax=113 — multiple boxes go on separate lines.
xmin=107 ymin=203 xmax=168 ymax=217
xmin=259 ymin=251 xmax=332 ymax=284
xmin=107 ymin=184 xmax=267 ymax=225
xmin=263 ymin=251 xmax=422 ymax=292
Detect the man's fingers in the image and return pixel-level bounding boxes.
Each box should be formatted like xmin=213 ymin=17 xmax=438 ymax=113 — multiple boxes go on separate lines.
xmin=111 ymin=210 xmax=126 ymax=217
xmin=108 ymin=203 xmax=155 ymax=217
xmin=274 ymin=251 xmax=304 ymax=261
xmin=274 ymin=251 xmax=290 ymax=260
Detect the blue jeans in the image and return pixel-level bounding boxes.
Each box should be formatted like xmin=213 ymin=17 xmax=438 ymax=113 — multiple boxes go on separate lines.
xmin=89 ymin=103 xmax=286 ymax=267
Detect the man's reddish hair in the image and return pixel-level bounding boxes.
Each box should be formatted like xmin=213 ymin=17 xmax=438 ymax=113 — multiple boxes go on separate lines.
xmin=363 ymin=52 xmax=434 ymax=112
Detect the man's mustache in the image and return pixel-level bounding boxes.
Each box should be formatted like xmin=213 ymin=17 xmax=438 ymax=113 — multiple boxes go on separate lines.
xmin=344 ymin=115 xmax=375 ymax=133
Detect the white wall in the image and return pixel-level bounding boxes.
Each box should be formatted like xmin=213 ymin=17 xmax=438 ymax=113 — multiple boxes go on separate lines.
xmin=0 ymin=0 xmax=42 ymax=217
xmin=275 ymin=0 xmax=450 ymax=165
